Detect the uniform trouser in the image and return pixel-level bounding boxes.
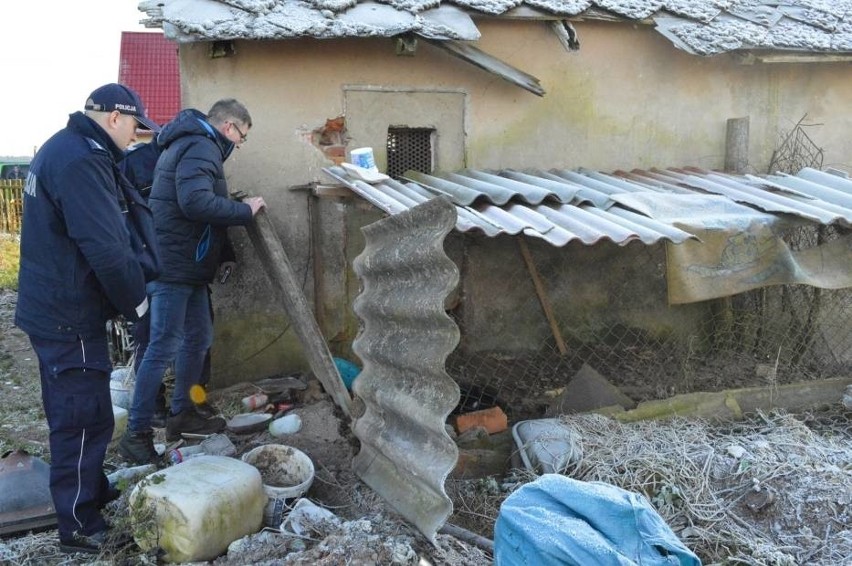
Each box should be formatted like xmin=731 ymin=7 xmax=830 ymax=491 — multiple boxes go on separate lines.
xmin=32 ymin=344 xmax=114 ymax=539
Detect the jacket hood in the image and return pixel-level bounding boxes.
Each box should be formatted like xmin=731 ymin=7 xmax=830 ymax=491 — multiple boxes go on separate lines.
xmin=156 ymin=108 xmax=235 ymax=160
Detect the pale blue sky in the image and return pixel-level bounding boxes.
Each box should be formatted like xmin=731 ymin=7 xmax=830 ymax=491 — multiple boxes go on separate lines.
xmin=1 ymin=1 xmax=149 ymax=157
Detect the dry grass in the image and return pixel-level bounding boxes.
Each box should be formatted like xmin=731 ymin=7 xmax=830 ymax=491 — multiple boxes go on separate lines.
xmin=448 ymin=410 xmax=851 ymax=565
xmin=0 ymin=235 xmax=19 ymax=290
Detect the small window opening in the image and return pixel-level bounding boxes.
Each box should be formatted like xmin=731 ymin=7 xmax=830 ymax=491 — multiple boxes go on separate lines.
xmin=387 ymin=127 xmax=434 ymax=179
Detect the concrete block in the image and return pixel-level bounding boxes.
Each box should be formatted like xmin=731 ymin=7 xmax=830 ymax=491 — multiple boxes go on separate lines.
xmin=546 ymin=364 xmax=636 ymax=416
xmin=451 ymin=431 xmax=514 ymax=479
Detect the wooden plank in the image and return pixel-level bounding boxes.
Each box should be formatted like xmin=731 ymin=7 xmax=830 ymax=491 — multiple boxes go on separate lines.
xmin=245 ymin=208 xmax=352 ymax=417
xmin=518 ymin=238 xmax=568 ymax=355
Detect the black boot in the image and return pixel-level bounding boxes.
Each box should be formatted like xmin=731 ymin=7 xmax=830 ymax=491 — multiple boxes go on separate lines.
xmin=165 ymin=408 xmax=226 ymax=441
xmin=117 ymin=429 xmax=159 ymax=466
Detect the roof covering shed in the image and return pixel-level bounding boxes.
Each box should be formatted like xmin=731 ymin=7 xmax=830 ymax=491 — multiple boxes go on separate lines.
xmin=324 ymin=164 xmax=852 ymax=303
xmin=324 ymin=165 xmax=852 ymax=245
xmin=139 ymin=0 xmax=852 ymax=56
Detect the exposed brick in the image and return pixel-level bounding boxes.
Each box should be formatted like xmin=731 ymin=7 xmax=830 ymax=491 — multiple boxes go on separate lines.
xmin=455 ymin=406 xmax=508 ymax=435
xmin=324 ymin=145 xmax=346 ymax=159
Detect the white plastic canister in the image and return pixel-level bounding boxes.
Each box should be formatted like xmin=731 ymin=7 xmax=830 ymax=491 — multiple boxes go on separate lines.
xmin=129 ymin=455 xmax=267 ymax=563
xmin=349 ymin=147 xmax=378 ymax=172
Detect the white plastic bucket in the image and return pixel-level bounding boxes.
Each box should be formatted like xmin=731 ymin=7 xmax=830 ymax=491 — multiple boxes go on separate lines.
xmin=110 ymin=366 xmax=134 ymax=409
xmin=241 ymin=444 xmax=314 ymax=499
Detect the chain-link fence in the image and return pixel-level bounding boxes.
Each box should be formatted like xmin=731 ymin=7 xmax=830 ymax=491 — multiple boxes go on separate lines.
xmin=446 ymin=224 xmax=851 ymax=422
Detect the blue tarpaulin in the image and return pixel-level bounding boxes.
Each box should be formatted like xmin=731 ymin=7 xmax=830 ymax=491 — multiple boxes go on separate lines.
xmin=494 ymin=474 xmax=701 ymax=566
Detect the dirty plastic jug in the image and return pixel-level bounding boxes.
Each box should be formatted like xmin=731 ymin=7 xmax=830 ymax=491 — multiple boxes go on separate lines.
xmin=129 ymin=455 xmax=266 ymax=563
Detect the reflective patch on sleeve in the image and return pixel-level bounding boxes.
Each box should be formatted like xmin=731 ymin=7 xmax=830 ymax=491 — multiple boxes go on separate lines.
xmin=135 ymin=296 xmax=149 ymax=318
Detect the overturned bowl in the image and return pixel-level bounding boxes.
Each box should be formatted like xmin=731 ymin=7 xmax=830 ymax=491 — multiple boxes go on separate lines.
xmin=226 ymin=413 xmax=272 ymax=434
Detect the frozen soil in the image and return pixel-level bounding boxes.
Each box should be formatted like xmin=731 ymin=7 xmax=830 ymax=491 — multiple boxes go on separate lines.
xmin=0 ymin=289 xmax=850 ymax=565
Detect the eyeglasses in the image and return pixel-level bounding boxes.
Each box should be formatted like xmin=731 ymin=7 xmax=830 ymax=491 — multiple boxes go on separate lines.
xmin=229 ymin=121 xmax=248 ymax=143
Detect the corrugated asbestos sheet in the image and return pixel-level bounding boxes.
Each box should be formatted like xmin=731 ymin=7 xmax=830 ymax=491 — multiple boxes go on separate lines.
xmin=350 ymin=197 xmax=461 ymax=542
xmin=140 ymin=0 xmax=852 ymax=56
xmin=323 ymin=166 xmax=852 ymax=246
xmin=628 ymin=167 xmax=852 ymax=227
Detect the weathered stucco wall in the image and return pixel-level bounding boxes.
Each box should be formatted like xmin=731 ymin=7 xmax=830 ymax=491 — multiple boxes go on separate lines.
xmin=176 ymin=20 xmax=852 ymax=386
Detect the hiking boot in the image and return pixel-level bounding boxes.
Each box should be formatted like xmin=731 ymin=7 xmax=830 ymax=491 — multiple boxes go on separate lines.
xmin=151 ymin=406 xmax=168 ymax=428
xmin=117 ymin=430 xmax=159 ymax=466
xmin=151 ymin=384 xmax=169 ymax=428
xmin=59 ymin=530 xmax=107 ymax=555
xmin=166 ymin=408 xmax=226 ymax=441
xmin=59 ymin=528 xmax=133 ymax=555
xmin=98 ymin=485 xmax=121 ymax=509
xmin=194 ymin=401 xmax=219 ymax=419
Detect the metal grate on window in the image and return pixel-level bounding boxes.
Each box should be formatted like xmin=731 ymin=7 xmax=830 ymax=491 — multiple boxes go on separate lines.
xmin=387 ymin=127 xmax=434 ymax=179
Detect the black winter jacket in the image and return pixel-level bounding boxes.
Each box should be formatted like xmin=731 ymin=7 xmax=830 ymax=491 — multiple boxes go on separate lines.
xmin=149 ymin=109 xmax=252 ymax=284
xmin=15 ymin=112 xmax=149 ymax=341
xmin=120 ymin=137 xmax=163 ymax=200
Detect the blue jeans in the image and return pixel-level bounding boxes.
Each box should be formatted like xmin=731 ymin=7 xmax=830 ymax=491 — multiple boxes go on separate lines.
xmin=129 ymin=281 xmax=213 ymax=432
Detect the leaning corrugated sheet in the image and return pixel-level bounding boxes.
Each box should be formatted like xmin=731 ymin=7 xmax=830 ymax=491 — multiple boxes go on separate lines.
xmin=351 ymin=198 xmax=461 ymax=542
xmin=323 ymin=165 xmax=852 ymax=244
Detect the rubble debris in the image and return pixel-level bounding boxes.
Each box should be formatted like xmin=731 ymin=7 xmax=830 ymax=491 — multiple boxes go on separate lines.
xmin=452 ymin=430 xmax=514 ymax=479
xmin=0 ymin=450 xmax=56 ymax=536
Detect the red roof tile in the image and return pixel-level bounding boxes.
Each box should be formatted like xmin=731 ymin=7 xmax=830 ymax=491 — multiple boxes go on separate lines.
xmin=119 ymin=32 xmax=180 ymax=127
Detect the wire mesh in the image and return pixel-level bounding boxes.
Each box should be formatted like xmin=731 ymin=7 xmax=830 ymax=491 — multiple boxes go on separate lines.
xmin=767 ymin=115 xmax=824 ymax=174
xmin=386 ymin=127 xmax=434 ymax=179
xmin=446 ymin=225 xmax=851 ymax=422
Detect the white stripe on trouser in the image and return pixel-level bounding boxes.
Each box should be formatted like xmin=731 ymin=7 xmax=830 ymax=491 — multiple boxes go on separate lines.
xmin=71 ymin=428 xmax=86 ymax=530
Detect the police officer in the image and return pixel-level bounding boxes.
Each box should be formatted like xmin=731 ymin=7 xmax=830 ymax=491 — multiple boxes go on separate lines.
xmin=15 ymin=83 xmax=159 ymax=554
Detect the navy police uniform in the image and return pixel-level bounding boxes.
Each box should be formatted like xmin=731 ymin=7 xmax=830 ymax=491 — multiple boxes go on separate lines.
xmin=15 ymin=110 xmax=151 ymax=542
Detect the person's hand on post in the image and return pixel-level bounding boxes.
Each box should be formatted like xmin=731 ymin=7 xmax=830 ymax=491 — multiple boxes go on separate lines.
xmin=245 ymin=196 xmax=266 ymax=217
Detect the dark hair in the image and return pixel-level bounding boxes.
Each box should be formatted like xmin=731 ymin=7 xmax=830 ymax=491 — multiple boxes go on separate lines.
xmin=207 ymin=99 xmax=252 ymax=128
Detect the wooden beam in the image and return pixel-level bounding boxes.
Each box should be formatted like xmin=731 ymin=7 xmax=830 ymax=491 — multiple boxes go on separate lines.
xmin=518 ymin=238 xmax=567 ymax=355
xmin=244 ymin=207 xmax=352 ymax=418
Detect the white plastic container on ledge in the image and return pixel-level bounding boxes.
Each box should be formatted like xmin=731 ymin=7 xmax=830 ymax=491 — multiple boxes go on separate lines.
xmin=349 ymin=147 xmax=378 ymax=173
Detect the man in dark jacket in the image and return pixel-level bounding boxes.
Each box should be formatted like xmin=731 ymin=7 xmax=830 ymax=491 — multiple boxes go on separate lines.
xmin=120 ymin=138 xmax=224 ymax=425
xmin=15 ymin=83 xmax=159 ymax=554
xmin=119 ymin=99 xmax=265 ymax=464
